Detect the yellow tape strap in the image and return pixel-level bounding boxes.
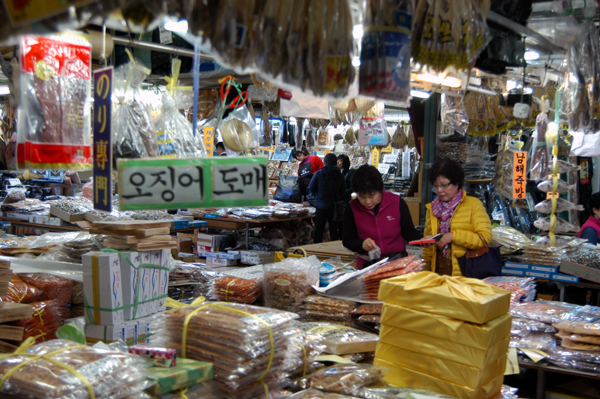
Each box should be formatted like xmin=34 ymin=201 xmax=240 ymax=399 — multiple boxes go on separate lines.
xmin=165 ymin=58 xmax=182 ymax=97
xmin=7 ymin=286 xmax=26 ymax=303
xmin=35 ymin=330 xmax=46 ymax=342
xmin=551 ymin=196 xmax=557 ymax=215
xmin=180 ymin=303 xmax=274 ymax=382
xmin=549 ymin=214 xmax=557 ymax=233
xmin=258 ymin=379 xmax=269 ymax=399
xmin=549 ymin=232 xmax=556 ymax=248
xmin=33 ymin=308 xmax=45 ymax=327
xmin=177 ymin=387 xmax=189 ymax=399
xmin=301 ymin=343 xmax=308 ymax=377
xmin=0 ymin=340 xmax=94 ymax=399
xmin=221 ymin=279 xmax=238 ymax=302
xmin=165 ymin=296 xmax=205 ymax=310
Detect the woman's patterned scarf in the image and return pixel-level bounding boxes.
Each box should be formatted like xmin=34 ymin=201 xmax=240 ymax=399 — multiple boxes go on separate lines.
xmin=431 ymin=189 xmax=463 ymax=255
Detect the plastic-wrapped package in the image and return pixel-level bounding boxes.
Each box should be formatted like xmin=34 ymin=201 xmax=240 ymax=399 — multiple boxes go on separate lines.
xmin=0 ymin=274 xmax=42 ymax=303
xmin=154 ymin=91 xmax=207 ymax=159
xmin=300 ymin=322 xmax=379 ymax=355
xmin=510 ymin=330 xmax=557 ymax=351
xmin=10 ymin=299 xmax=62 ymax=343
xmin=18 ymin=273 xmax=73 ymax=321
xmin=357 ymin=386 xmax=458 ymax=399
xmin=529 ymin=113 xmax=549 ymax=181
xmin=352 ymin=304 xmax=383 ymax=315
xmin=557 ymin=331 xmax=600 ymax=345
xmin=287 ymin=389 xmax=361 ymax=399
xmin=153 ymin=302 xmax=299 ymax=394
xmin=361 ymin=257 xmax=424 ymax=301
xmin=510 ymin=301 xmax=573 ymax=324
xmin=112 ymin=59 xmax=157 ymax=163
xmin=358 ymin=315 xmax=381 ymax=324
xmin=17 ymin=33 xmax=92 ymax=170
xmin=483 ymin=276 xmax=536 ymax=303
xmin=533 ymin=216 xmax=579 ymax=233
xmin=561 ymin=338 xmax=600 ymax=351
xmin=548 ymin=160 xmax=580 ymax=174
xmin=293 ymin=364 xmax=386 ymax=395
xmin=264 ymin=256 xmax=320 ymax=312
xmin=464 ymin=85 xmax=505 ymax=136
xmin=533 ymin=235 xmax=584 ymax=249
xmin=441 ymin=94 xmax=470 ymax=135
xmin=209 ymin=265 xmax=263 ymax=304
xmin=219 ymin=104 xmax=259 ymax=152
xmin=512 ymin=318 xmax=556 ymax=333
xmin=287 ymin=326 xmax=328 ymax=379
xmin=546 ymin=347 xmax=600 ymax=365
xmin=0 ymin=339 xmax=150 ymax=398
xmin=554 ymin=321 xmax=600 ymax=336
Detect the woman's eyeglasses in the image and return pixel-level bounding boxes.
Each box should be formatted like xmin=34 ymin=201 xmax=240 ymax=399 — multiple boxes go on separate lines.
xmin=433 ymin=182 xmax=452 ymax=190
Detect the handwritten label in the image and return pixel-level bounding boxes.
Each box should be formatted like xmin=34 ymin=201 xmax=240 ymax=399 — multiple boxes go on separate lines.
xmin=93 ymin=67 xmax=113 ymax=212
xmin=513 ymin=151 xmax=527 ymax=199
xmin=371 ymin=149 xmax=380 ymax=169
xmin=117 ymin=157 xmax=268 ymax=210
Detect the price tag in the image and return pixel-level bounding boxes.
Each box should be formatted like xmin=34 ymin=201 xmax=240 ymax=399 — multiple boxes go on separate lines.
xmin=378 ymin=164 xmax=392 ymax=174
xmin=383 ymin=154 xmax=398 ymax=164
xmin=7 ymin=178 xmax=21 ymax=187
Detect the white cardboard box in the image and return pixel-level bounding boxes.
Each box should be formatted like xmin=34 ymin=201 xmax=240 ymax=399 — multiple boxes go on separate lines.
xmin=124 ymin=320 xmax=138 ymax=343
xmin=85 ymin=323 xmax=125 ymax=342
xmin=137 ymin=317 xmax=152 ymax=344
xmin=138 ymin=252 xmax=152 ymax=319
xmin=206 ymin=257 xmax=238 ymax=266
xmin=158 ymin=249 xmax=170 ymax=312
xmin=118 ymin=251 xmax=145 ymax=320
xmin=82 ymin=252 xmax=124 ymax=326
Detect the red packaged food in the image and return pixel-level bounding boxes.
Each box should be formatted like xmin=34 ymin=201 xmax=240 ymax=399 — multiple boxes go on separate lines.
xmin=0 ymin=274 xmax=42 ymax=303
xmin=18 ymin=273 xmax=73 ymax=321
xmin=10 ymin=300 xmax=62 ymax=343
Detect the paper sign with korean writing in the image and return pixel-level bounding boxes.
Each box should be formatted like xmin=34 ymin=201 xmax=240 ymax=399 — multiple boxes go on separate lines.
xmin=93 ymin=67 xmax=113 ymax=212
xmin=203 ymin=127 xmax=214 ymax=157
xmin=117 ymin=157 xmax=268 ymax=210
xmin=513 ymin=151 xmax=527 ymax=199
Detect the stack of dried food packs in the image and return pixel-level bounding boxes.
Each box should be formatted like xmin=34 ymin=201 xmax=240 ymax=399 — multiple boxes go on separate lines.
xmin=18 ymin=273 xmax=73 ymax=321
xmin=209 ymin=265 xmax=263 ymax=304
xmin=264 ymin=256 xmax=321 ymax=313
xmin=299 ymin=322 xmax=379 ymax=355
xmin=153 ymin=302 xmax=301 ymax=398
xmin=360 ymin=256 xmax=425 ymax=301
xmin=352 ymin=304 xmax=383 ymax=334
xmin=483 ymin=277 xmax=536 ymax=303
xmin=292 ymin=364 xmax=387 ymax=396
xmin=298 ymin=295 xmax=356 ymax=325
xmin=0 ymin=339 xmax=150 ymax=398
xmin=521 ymin=240 xmax=579 ymax=267
xmin=554 ymin=306 xmax=600 ymax=354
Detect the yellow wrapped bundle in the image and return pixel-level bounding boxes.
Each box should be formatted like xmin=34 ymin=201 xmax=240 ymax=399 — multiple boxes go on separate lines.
xmin=375 ymin=358 xmax=504 ymax=399
xmin=378 ymin=272 xmax=510 ymax=324
xmin=375 ymin=342 xmax=506 ymax=389
xmin=378 ymin=324 xmax=508 ymax=368
xmin=380 ymin=303 xmax=512 ymax=350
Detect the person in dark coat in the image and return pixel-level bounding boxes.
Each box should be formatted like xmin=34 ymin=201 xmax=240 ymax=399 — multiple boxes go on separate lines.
xmin=336 ymin=154 xmax=354 ymax=238
xmin=309 ymin=153 xmax=345 ymax=243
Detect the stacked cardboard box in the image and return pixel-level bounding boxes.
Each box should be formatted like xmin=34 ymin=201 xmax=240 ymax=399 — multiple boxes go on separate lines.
xmin=503 ymin=261 xmax=579 ymax=283
xmin=374 ymin=272 xmax=511 ymax=399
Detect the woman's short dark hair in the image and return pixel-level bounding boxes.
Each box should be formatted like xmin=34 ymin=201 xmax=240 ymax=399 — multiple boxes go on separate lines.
xmin=337 ymin=154 xmax=350 ymax=170
xmin=291 ymin=146 xmax=310 ymax=159
xmin=590 ymin=193 xmax=600 ymax=211
xmin=351 ymin=165 xmax=383 ymax=194
xmin=428 ymin=158 xmax=465 ymax=188
xmin=324 ymin=153 xmax=337 ymax=166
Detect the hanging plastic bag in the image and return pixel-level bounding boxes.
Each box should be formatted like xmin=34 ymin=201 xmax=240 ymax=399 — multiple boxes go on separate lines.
xmin=17 ymin=33 xmax=93 ymax=170
xmin=529 ymin=112 xmax=549 ymax=181
xmin=441 ymin=93 xmax=470 ymax=134
xmin=112 ymin=55 xmax=158 ymax=164
xmin=220 ymin=104 xmax=259 ymax=152
xmin=570 ymin=131 xmax=600 ymax=157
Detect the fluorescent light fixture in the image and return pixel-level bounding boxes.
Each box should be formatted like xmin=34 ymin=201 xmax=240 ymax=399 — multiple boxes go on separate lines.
xmin=506 ymin=79 xmax=517 ymax=91
xmin=416 ymin=73 xmax=462 ymax=88
xmin=353 ymin=24 xmax=364 ymax=39
xmin=467 ymin=86 xmax=497 ymax=96
xmin=352 ymin=58 xmax=361 ymax=67
xmin=410 ymin=89 xmax=430 ymax=99
xmin=164 ymin=20 xmax=188 ymax=33
xmin=524 ymin=50 xmax=540 ymax=61
xmin=524 ymin=87 xmax=533 ymax=94
xmin=0 ymin=86 xmax=9 ymax=96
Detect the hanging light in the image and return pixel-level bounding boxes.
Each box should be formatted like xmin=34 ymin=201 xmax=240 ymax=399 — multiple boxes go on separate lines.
xmin=416 ymin=73 xmax=462 ymax=88
xmin=524 ymin=50 xmax=540 ymax=61
xmin=410 ymin=89 xmax=430 ymax=99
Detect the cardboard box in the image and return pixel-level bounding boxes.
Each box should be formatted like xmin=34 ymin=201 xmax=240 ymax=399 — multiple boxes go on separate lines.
xmin=378 ymin=273 xmax=511 ymax=324
xmin=198 ymin=251 xmax=241 ymax=260
xmin=375 ymin=358 xmax=504 ymax=399
xmin=380 ymin=303 xmax=512 ymax=350
xmin=526 ymin=271 xmax=551 ymax=279
xmin=206 ymin=257 xmax=238 ymax=266
xmin=375 ymin=342 xmax=506 ymax=389
xmin=49 ymin=204 xmax=85 ymax=222
xmin=149 ymin=250 xmax=162 ymax=314
xmin=530 ymin=265 xmax=559 ymax=274
xmin=240 ymin=250 xmax=275 ymax=265
xmin=177 ymin=237 xmax=193 ymax=253
xmin=124 ymin=320 xmax=138 ymax=343
xmin=85 ymin=323 xmax=125 ymax=342
xmin=171 ymin=220 xmax=190 ymax=230
xmin=560 ymin=260 xmax=600 ymax=284
xmin=552 ymin=273 xmax=580 ymax=283
xmin=504 ymin=262 xmax=529 ymax=270
xmin=158 ymin=249 xmax=170 ymax=312
xmin=502 ymin=268 xmax=525 ymax=276
xmin=139 ymin=253 xmax=152 ymax=319
xmin=82 ymin=252 xmax=124 ymax=326
xmin=118 ymin=251 xmax=144 ymax=321
xmin=379 ymin=324 xmax=509 ymax=368
xmin=197 ymin=233 xmax=226 ymax=252
xmin=137 ymin=317 xmax=152 ymax=344
xmin=197 ymin=245 xmax=212 ymax=252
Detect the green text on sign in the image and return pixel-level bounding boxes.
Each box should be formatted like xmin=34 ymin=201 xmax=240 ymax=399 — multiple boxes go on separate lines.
xmin=117 ymin=157 xmax=269 ymax=210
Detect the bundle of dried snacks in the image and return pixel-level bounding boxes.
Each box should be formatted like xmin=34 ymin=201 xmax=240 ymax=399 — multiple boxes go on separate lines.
xmin=10 ymin=299 xmax=62 ymax=343
xmin=464 ymin=85 xmax=506 ymax=136
xmin=360 ymin=256 xmax=424 ymax=301
xmin=300 ymin=322 xmax=379 ymax=355
xmin=0 ymin=339 xmax=150 ymax=398
xmin=483 ymin=276 xmax=536 ymax=303
xmin=18 ymin=273 xmax=73 ymax=321
xmin=299 ymin=295 xmax=356 ymax=323
xmin=352 ymin=304 xmax=383 ymax=316
xmin=209 ymin=265 xmax=263 ymax=304
xmin=510 ymin=301 xmax=573 ymax=324
xmin=264 ymin=256 xmax=321 ymax=312
xmin=293 ymin=363 xmax=386 ymax=395
xmin=153 ymin=302 xmax=300 ymax=398
xmin=0 ymin=274 xmax=42 ymax=303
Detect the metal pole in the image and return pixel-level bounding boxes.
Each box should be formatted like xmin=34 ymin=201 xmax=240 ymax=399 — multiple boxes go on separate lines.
xmin=111 ymin=36 xmax=214 ymax=60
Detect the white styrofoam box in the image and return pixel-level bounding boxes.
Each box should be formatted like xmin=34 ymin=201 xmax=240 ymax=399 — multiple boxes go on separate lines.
xmin=118 ymin=251 xmax=144 ymax=321
xmin=530 ymin=265 xmax=559 ymax=274
xmin=82 ymin=252 xmax=124 ymax=326
xmin=124 ymin=320 xmax=138 ymax=344
xmin=85 ymin=323 xmax=125 ymax=342
xmin=158 ymin=249 xmax=170 ymax=312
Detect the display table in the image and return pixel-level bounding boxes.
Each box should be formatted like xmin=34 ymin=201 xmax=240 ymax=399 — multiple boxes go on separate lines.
xmin=296 ymin=240 xmax=356 ymax=264
xmin=519 ymin=360 xmax=600 ymax=399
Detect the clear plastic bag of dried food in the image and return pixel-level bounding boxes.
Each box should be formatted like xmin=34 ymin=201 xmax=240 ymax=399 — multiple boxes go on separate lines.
xmin=287 ymin=388 xmax=361 ymax=399
xmin=0 ymin=274 xmax=43 ymax=303
xmin=512 ymin=318 xmax=556 ymax=333
xmin=293 ymin=363 xmax=386 ymax=395
xmin=509 ymin=301 xmax=573 ymax=325
xmin=510 ymin=331 xmax=557 ymax=351
xmin=299 ymin=322 xmax=379 ymax=355
xmin=529 ymin=112 xmax=549 ymax=182
xmin=209 ymin=275 xmax=262 ymax=304
xmin=113 ymin=59 xmax=158 ymax=164
xmin=0 ymin=338 xmax=151 ymax=399
xmin=18 ymin=273 xmax=73 ymax=321
xmin=17 ymin=33 xmax=93 ymax=170
xmin=553 ymin=320 xmax=600 ymax=336
xmin=545 ymin=347 xmax=600 ymax=365
xmin=358 ymin=386 xmax=458 ymax=399
xmin=264 ymin=256 xmax=321 ymax=312
xmin=441 ymin=93 xmax=469 ymax=135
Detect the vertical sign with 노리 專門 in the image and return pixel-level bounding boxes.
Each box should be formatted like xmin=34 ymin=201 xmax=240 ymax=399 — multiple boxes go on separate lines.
xmin=93 ymin=67 xmax=113 ymax=212
xmin=117 ymin=157 xmax=268 ymax=210
xmin=513 ymin=151 xmax=527 ymax=199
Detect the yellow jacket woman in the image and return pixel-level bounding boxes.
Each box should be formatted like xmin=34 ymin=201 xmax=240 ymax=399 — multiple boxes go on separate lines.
xmin=422 ymin=159 xmax=492 ymax=276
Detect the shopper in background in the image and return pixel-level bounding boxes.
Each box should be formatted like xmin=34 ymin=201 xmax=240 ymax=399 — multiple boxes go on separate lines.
xmin=309 ymin=153 xmax=345 ymax=243
xmin=336 ymin=154 xmax=354 ymax=237
xmin=422 ymin=158 xmax=492 ymax=276
xmin=343 ymin=164 xmax=422 ymax=268
xmin=216 ymin=142 xmax=227 ymax=156
xmin=292 ymin=145 xmax=324 ymax=199
xmin=578 ymin=192 xmax=600 ymax=245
